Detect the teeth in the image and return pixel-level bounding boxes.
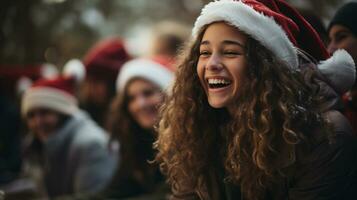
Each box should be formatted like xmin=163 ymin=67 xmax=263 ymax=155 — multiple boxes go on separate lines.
xmin=208 ymin=78 xmax=231 ymax=84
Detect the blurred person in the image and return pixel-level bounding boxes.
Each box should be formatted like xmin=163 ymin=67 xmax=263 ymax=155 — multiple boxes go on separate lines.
xmin=149 ymin=21 xmax=190 ymax=69
xmin=328 ymin=2 xmax=357 ymax=133
xmin=81 ymin=38 xmax=131 ymax=127
xmin=95 ymin=57 xmax=174 ymax=199
xmin=0 ymin=64 xmax=58 ymax=198
xmin=155 ymin=0 xmax=357 ymax=199
xmin=20 ymin=61 xmax=118 ymax=198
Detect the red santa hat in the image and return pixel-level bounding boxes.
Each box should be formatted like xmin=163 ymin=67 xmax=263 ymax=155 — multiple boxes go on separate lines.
xmin=83 ymin=38 xmax=131 ymax=83
xmin=21 ymin=59 xmax=85 ymax=117
xmin=192 ymin=0 xmax=355 ymax=94
xmin=0 ymin=63 xmax=58 ymax=98
xmin=116 ymin=56 xmax=174 ymax=92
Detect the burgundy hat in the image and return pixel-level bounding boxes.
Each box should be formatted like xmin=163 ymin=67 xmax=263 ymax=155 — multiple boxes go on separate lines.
xmin=83 ymin=38 xmax=131 ymax=83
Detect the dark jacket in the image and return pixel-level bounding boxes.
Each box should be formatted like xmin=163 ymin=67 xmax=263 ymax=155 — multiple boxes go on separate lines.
xmin=342 ymin=92 xmax=357 ymax=134
xmin=169 ymin=65 xmax=357 ymax=200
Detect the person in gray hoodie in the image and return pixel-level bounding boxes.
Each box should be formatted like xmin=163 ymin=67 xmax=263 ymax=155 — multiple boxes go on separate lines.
xmin=21 ymin=61 xmax=118 ymax=198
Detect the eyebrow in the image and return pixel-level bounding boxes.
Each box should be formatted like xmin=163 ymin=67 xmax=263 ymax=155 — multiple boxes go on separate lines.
xmin=330 ymin=31 xmax=347 ymax=40
xmin=200 ymin=40 xmax=246 ymax=48
xmin=330 ymin=28 xmax=351 ymax=37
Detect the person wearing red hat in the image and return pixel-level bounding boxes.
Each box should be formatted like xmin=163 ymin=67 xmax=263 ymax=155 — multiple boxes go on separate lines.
xmin=155 ymin=0 xmax=357 ymax=200
xmin=21 ymin=61 xmax=118 ymax=198
xmin=81 ymin=38 xmax=131 ymax=128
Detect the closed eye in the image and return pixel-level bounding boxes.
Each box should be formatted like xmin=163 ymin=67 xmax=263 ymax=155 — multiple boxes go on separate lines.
xmin=199 ymin=51 xmax=211 ymax=57
xmin=335 ymin=34 xmax=348 ymax=43
xmin=223 ymin=51 xmax=242 ymax=57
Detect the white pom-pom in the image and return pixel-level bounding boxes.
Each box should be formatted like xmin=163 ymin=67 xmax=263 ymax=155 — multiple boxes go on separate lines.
xmin=318 ymin=49 xmax=356 ymax=94
xmin=63 ymin=59 xmax=86 ymax=83
xmin=17 ymin=76 xmax=33 ymax=96
xmin=41 ymin=63 xmax=59 ymax=79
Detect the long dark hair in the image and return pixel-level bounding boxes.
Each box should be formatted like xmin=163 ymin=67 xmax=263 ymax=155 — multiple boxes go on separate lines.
xmin=106 ymin=81 xmax=161 ymax=194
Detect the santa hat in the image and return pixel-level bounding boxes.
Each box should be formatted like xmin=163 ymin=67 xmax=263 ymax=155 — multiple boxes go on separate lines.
xmin=192 ymin=0 xmax=355 ymax=94
xmin=116 ymin=57 xmax=174 ymax=92
xmin=0 ymin=63 xmax=58 ymax=98
xmin=21 ymin=59 xmax=85 ymax=117
xmin=83 ymin=38 xmax=131 ymax=83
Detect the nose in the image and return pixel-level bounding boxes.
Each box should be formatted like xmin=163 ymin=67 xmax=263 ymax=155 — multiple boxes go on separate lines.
xmin=136 ymin=95 xmax=149 ymax=109
xmin=205 ymin=53 xmax=223 ymax=71
xmin=327 ymin=41 xmax=337 ymax=55
xmin=28 ymin=112 xmax=43 ymax=128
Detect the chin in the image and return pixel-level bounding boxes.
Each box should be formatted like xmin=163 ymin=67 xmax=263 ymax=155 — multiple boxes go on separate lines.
xmin=138 ymin=121 xmax=156 ymax=130
xmin=208 ymin=100 xmax=227 ymax=109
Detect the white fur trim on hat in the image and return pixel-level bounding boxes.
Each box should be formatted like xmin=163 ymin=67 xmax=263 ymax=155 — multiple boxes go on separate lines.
xmin=318 ymin=49 xmax=356 ymax=94
xmin=192 ymin=0 xmax=298 ymax=69
xmin=116 ymin=58 xmax=174 ymax=92
xmin=63 ymin=59 xmax=85 ymax=83
xmin=22 ymin=87 xmax=78 ymax=117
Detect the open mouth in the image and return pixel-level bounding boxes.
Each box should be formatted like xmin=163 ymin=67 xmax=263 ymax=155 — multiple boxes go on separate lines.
xmin=207 ymin=78 xmax=232 ymax=89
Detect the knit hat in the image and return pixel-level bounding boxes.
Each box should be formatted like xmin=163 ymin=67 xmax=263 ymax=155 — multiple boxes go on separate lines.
xmin=328 ymin=2 xmax=357 ymax=36
xmin=193 ymin=0 xmax=355 ymax=94
xmin=83 ymin=38 xmax=131 ymax=83
xmin=21 ymin=59 xmax=85 ymax=117
xmin=116 ymin=57 xmax=174 ymax=92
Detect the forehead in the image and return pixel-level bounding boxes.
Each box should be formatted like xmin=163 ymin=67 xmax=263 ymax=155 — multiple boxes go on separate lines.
xmin=201 ymin=22 xmax=247 ymax=42
xmin=27 ymin=107 xmax=59 ymax=118
xmin=126 ymin=78 xmax=159 ymax=93
xmin=329 ymin=24 xmax=352 ymax=36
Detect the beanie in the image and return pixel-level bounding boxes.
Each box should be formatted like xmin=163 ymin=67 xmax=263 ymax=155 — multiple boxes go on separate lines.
xmin=328 ymin=2 xmax=357 ymax=36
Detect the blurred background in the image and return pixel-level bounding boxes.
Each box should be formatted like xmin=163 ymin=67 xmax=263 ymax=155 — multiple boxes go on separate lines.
xmin=1 ymin=0 xmax=357 ymax=199
xmin=0 ymin=0 xmax=354 ymax=67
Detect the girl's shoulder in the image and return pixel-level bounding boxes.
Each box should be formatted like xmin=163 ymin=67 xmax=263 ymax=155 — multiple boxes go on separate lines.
xmin=297 ymin=109 xmax=355 ymax=162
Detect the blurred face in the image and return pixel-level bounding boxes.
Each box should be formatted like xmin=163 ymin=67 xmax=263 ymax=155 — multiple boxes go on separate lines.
xmin=328 ymin=24 xmax=357 ymax=64
xmin=127 ymin=79 xmax=164 ymax=129
xmin=26 ymin=108 xmax=62 ymax=142
xmin=197 ymin=22 xmax=248 ymax=111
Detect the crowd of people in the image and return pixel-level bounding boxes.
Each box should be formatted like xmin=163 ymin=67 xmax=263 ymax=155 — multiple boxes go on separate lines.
xmin=1 ymin=0 xmax=357 ymax=200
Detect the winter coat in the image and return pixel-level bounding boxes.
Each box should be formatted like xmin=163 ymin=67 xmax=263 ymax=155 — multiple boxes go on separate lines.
xmin=24 ymin=110 xmax=118 ymax=198
xmin=342 ymin=92 xmax=357 ymax=134
xmin=169 ymin=63 xmax=357 ymax=200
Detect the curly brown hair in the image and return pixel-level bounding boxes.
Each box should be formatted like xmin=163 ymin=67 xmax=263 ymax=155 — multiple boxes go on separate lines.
xmin=154 ymin=25 xmax=326 ymax=200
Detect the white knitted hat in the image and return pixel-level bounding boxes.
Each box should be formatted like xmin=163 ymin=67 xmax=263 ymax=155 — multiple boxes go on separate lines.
xmin=116 ymin=58 xmax=174 ymax=92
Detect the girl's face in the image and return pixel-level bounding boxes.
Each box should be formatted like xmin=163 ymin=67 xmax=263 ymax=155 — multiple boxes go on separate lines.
xmin=26 ymin=108 xmax=62 ymax=142
xmin=127 ymin=78 xmax=164 ymax=130
xmin=197 ymin=22 xmax=248 ymax=110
